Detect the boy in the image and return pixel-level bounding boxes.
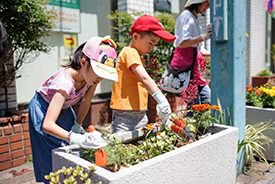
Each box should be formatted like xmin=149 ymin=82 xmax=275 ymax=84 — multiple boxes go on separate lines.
xmin=110 ymin=15 xmax=176 ymax=133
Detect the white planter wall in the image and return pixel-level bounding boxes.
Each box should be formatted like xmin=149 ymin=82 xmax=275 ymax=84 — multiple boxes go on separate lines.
xmin=246 ymin=105 xmax=275 ymax=161
xmin=52 ymin=124 xmax=238 ymax=184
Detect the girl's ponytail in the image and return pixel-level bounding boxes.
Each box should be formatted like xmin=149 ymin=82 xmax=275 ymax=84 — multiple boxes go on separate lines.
xmin=65 ymin=42 xmax=89 ymax=70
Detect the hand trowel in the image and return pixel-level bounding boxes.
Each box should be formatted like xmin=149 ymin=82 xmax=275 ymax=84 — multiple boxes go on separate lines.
xmin=86 ymin=125 xmax=107 ymax=167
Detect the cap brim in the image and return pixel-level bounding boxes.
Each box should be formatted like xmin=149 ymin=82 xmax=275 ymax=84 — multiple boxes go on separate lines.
xmin=153 ymin=30 xmax=176 ymax=42
xmin=90 ymin=60 xmax=118 ymax=82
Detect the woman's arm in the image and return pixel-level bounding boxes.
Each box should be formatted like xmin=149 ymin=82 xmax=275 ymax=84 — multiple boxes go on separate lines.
xmin=130 ymin=64 xmax=159 ymax=95
xmin=178 ymin=35 xmax=204 ymax=49
xmin=42 ymin=90 xmax=69 ymax=140
xmin=75 ymin=85 xmax=97 ymax=125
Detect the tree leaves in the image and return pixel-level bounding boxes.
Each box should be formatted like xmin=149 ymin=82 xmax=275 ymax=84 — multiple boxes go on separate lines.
xmin=0 ymin=0 xmax=57 ymax=88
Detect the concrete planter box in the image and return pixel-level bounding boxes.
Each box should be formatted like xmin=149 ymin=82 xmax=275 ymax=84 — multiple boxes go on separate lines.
xmin=52 ymin=124 xmax=238 ymax=184
xmin=246 ymin=105 xmax=275 ymax=161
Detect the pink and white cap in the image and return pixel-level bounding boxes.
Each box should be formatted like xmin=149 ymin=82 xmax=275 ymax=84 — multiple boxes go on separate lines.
xmin=83 ymin=36 xmax=118 ymax=82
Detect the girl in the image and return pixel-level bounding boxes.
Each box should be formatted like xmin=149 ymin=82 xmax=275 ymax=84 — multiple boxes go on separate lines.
xmin=28 ymin=36 xmax=117 ymax=183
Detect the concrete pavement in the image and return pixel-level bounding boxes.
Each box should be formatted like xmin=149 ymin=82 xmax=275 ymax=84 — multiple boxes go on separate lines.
xmin=1 ymin=162 xmax=275 ymax=184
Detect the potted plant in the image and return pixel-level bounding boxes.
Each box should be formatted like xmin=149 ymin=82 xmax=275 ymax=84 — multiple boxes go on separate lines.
xmin=246 ymin=83 xmax=275 ymax=161
xmin=251 ymin=69 xmax=275 ymax=87
xmin=52 ymin=104 xmax=239 ymax=183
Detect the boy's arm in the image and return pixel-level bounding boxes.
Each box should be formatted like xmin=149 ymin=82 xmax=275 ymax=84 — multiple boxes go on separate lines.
xmin=131 ymin=64 xmax=171 ymax=119
xmin=130 ymin=64 xmax=159 ymax=95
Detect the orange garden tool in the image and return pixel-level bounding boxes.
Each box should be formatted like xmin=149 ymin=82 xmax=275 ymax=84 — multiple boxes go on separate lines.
xmin=86 ymin=125 xmax=107 ymax=167
xmin=170 ymin=117 xmax=195 ymax=141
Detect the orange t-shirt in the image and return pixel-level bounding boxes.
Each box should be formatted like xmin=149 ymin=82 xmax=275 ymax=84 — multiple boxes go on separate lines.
xmin=110 ymin=47 xmax=148 ymax=110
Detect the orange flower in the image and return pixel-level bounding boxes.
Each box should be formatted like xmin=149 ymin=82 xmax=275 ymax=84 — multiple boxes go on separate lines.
xmin=157 ymin=132 xmax=162 ymax=135
xmin=155 ymin=124 xmax=160 ymax=128
xmin=146 ymin=124 xmax=153 ymax=130
xmin=192 ymin=104 xmax=213 ymax=112
xmin=213 ymin=105 xmax=220 ymax=111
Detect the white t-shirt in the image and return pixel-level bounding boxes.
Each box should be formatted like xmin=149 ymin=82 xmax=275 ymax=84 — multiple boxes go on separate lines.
xmin=174 ymin=10 xmax=206 ymax=52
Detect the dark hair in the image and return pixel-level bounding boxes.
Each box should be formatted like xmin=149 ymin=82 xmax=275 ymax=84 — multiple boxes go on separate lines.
xmin=66 ymin=42 xmax=90 ymax=70
xmin=187 ymin=3 xmax=206 ymax=17
xmin=139 ymin=31 xmax=158 ymax=38
xmin=0 ymin=21 xmax=9 ymax=60
xmin=187 ymin=4 xmax=200 ymax=13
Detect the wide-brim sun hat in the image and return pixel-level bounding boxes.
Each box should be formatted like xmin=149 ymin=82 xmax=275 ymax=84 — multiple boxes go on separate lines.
xmin=184 ymin=0 xmax=208 ymax=8
xmin=130 ymin=14 xmax=176 ymax=43
xmin=83 ymin=36 xmax=118 ymax=82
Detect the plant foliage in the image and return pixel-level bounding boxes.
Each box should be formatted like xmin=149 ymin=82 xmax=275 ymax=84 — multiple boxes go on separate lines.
xmin=83 ymin=105 xmax=221 ymax=172
xmin=44 ymin=165 xmax=101 ymax=184
xmin=238 ymin=122 xmax=275 ymax=171
xmin=256 ymin=68 xmax=273 ymax=76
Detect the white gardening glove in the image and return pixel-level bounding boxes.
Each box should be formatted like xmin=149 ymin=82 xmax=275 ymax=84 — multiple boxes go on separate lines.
xmin=81 ymin=131 xmax=108 ymax=150
xmin=152 ymin=90 xmax=171 ymax=120
xmin=69 ymin=132 xmax=85 ymax=146
xmin=71 ymin=121 xmax=85 ymax=134
xmin=201 ymin=23 xmax=212 ymax=41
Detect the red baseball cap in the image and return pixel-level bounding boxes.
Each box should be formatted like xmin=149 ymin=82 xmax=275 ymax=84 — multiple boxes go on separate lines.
xmin=130 ymin=14 xmax=176 ymax=43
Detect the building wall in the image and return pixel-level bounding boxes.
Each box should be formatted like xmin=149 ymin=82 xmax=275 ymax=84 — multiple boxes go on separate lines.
xmin=15 ymin=0 xmax=114 ymax=104
xmin=246 ymin=0 xmax=267 ymax=85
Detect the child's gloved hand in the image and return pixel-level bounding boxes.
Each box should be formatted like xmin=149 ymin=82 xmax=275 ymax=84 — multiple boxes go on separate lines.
xmin=69 ymin=132 xmax=85 ymax=146
xmin=69 ymin=131 xmax=107 ymax=149
xmin=81 ymin=131 xmax=108 ymax=149
xmin=156 ymin=104 xmax=171 ymax=119
xmin=71 ymin=121 xmax=85 ymax=134
xmin=152 ymin=90 xmax=171 ymax=119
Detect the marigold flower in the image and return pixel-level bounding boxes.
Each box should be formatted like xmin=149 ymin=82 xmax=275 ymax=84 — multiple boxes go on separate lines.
xmin=146 ymin=125 xmax=153 ymax=130
xmin=213 ymin=105 xmax=220 ymax=111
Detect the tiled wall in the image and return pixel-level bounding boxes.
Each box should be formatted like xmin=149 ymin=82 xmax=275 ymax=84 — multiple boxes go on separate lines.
xmin=0 ymin=113 xmax=31 ymax=171
xmin=117 ymin=0 xmax=154 ymax=14
xmin=246 ymin=0 xmax=266 ymax=85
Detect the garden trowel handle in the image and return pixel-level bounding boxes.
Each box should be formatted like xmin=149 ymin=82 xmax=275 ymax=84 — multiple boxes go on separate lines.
xmin=88 ymin=125 xmax=96 ymax=132
xmin=88 ymin=125 xmax=108 ymax=167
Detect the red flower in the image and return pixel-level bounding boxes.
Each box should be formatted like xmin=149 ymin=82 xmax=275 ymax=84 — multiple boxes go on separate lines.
xmin=256 ymin=90 xmax=261 ymax=96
